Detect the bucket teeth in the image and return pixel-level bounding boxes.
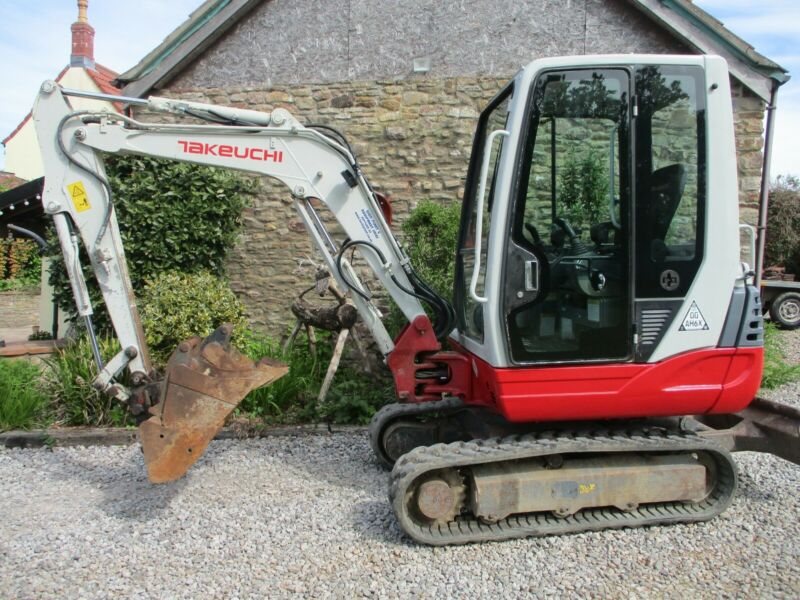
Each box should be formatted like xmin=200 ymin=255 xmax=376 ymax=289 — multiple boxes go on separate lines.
xmin=138 ymin=324 xmax=288 ymax=483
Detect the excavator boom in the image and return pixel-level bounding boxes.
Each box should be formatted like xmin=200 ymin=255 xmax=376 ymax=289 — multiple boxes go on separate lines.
xmin=32 ymin=81 xmax=434 ymax=482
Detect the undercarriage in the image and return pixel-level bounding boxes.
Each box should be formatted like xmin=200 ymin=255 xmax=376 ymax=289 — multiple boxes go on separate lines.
xmin=371 ymin=397 xmax=800 ymax=544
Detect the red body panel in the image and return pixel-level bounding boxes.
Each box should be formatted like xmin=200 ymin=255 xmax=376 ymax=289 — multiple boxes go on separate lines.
xmin=461 ymin=346 xmax=763 ymax=422
xmin=388 ymin=316 xmax=472 ymax=403
xmin=386 ymin=316 xmax=762 ymax=422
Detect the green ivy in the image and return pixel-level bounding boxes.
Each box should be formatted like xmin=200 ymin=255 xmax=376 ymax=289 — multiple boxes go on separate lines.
xmin=47 ymin=155 xmax=257 ymax=329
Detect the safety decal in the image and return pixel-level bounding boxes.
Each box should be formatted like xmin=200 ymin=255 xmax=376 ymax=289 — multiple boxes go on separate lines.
xmin=66 ymin=181 xmax=91 ymax=213
xmin=679 ymin=301 xmax=709 ymax=331
xmin=355 ymin=208 xmax=382 ymax=242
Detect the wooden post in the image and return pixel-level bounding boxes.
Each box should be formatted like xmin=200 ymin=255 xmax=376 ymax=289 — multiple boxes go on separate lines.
xmin=283 ymin=320 xmax=303 ymax=353
xmin=317 ymin=328 xmax=349 ymax=404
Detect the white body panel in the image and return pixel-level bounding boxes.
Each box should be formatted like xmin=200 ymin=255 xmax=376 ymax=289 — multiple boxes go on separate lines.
xmin=649 ymin=56 xmax=740 ymax=361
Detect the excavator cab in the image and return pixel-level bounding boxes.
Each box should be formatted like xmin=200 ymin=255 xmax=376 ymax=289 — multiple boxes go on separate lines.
xmin=451 ymin=56 xmax=761 ymax=422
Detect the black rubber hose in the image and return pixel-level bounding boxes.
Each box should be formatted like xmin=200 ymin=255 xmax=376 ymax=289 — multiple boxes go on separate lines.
xmin=335 ymin=239 xmax=455 ymax=340
xmin=7 ymin=225 xmax=47 ymax=254
xmin=407 ymin=268 xmax=456 ymax=340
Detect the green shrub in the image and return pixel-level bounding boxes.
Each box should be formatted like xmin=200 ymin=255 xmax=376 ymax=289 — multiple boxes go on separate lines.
xmin=0 ymin=237 xmax=41 ymax=288
xmin=559 ymin=148 xmax=609 ymax=227
xmin=47 ymin=155 xmax=257 ymax=328
xmin=43 ymin=337 xmax=131 ymax=427
xmin=401 ymin=200 xmax=462 ymax=299
xmin=386 ymin=200 xmax=462 ymax=335
xmin=765 ymin=175 xmax=800 ymax=275
xmin=324 ymin=371 xmax=392 ymax=425
xmin=139 ymin=271 xmax=249 ymax=367
xmin=761 ymin=322 xmax=800 ymax=389
xmin=104 ymin=156 xmax=255 ymax=281
xmin=0 ymin=360 xmax=50 ymax=431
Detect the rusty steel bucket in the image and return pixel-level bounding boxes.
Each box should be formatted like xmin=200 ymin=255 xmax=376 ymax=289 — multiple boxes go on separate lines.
xmin=138 ymin=325 xmax=288 ymax=483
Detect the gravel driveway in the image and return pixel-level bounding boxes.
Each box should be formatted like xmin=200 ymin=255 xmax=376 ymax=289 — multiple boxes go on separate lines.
xmin=2 ymin=330 xmax=799 ymax=599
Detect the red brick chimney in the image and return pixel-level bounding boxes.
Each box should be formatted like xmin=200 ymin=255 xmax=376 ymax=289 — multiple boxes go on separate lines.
xmin=70 ymin=0 xmax=95 ymax=69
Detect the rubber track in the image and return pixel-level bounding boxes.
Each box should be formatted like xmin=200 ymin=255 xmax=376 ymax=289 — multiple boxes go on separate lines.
xmin=389 ymin=428 xmax=738 ymax=545
xmin=368 ymin=398 xmax=464 ymax=468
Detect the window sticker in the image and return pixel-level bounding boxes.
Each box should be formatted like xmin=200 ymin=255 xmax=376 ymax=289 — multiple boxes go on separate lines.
xmin=679 ymin=301 xmax=709 ymax=331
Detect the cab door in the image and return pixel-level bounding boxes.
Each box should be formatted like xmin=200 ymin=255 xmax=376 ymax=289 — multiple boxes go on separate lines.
xmin=502 ymin=68 xmax=633 ymax=365
xmin=454 ymin=84 xmax=515 ymax=352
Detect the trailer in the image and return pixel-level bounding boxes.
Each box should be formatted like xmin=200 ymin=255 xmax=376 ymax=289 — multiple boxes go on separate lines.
xmin=762 ymin=279 xmax=800 ymax=329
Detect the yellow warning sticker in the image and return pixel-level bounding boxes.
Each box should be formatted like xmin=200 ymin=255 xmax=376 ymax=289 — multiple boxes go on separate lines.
xmin=66 ymin=181 xmax=91 ymax=213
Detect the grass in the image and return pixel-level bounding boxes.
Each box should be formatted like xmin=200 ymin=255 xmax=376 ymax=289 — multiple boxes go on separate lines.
xmin=761 ymin=322 xmax=800 ymax=389
xmin=0 ymin=360 xmax=50 ymax=431
xmin=237 ymin=330 xmax=390 ymax=425
xmin=42 ymin=337 xmax=131 ymax=427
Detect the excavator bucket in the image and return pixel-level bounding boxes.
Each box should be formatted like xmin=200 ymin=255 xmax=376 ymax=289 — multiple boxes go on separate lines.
xmin=138 ymin=325 xmax=288 ymax=483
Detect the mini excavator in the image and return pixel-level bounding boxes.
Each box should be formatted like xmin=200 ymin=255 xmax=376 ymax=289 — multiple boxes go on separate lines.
xmin=32 ymin=55 xmax=799 ymax=544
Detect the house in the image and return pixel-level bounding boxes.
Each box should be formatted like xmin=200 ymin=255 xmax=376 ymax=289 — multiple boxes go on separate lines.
xmin=0 ymin=0 xmax=123 ymax=341
xmin=114 ymin=0 xmax=787 ymax=335
xmin=2 ymin=0 xmax=123 ymax=182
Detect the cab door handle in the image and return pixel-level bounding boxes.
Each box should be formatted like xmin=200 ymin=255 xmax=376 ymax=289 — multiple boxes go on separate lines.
xmin=524 ymin=258 xmax=539 ymax=292
xmin=469 ymin=128 xmax=509 ymax=304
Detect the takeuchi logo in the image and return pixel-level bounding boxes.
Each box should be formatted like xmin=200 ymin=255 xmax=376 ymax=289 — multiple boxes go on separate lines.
xmin=178 ymin=140 xmax=284 ymax=162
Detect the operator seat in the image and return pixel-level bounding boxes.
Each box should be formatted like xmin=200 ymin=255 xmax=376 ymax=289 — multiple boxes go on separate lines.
xmin=647 ymin=164 xmax=686 ymax=260
xmin=649 ymin=164 xmax=687 ymax=240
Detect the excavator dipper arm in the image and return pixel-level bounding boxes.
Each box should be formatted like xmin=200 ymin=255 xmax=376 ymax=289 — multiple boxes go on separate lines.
xmin=32 ymin=81 xmax=433 ymax=481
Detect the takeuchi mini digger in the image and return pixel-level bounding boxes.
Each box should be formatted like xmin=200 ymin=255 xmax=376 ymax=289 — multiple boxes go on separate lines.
xmin=31 ymin=54 xmax=799 ymax=545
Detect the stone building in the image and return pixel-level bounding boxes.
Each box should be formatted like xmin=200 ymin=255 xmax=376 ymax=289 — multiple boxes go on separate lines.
xmin=116 ymin=0 xmax=787 ymax=336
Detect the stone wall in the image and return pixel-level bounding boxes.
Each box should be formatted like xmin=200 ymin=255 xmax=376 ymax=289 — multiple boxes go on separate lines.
xmin=151 ymin=74 xmax=765 ymax=336
xmin=731 ymin=81 xmax=766 ymax=226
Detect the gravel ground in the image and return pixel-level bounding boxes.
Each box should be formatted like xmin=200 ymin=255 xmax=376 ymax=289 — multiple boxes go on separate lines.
xmin=1 ymin=331 xmax=797 ymax=599
xmin=1 ymin=416 xmax=798 ymax=598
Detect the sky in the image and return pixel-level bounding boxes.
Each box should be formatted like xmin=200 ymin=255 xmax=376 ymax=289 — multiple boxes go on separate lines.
xmin=0 ymin=0 xmax=199 ymax=169
xmin=694 ymin=0 xmax=800 ymax=178
xmin=0 ymin=0 xmax=798 ymax=177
